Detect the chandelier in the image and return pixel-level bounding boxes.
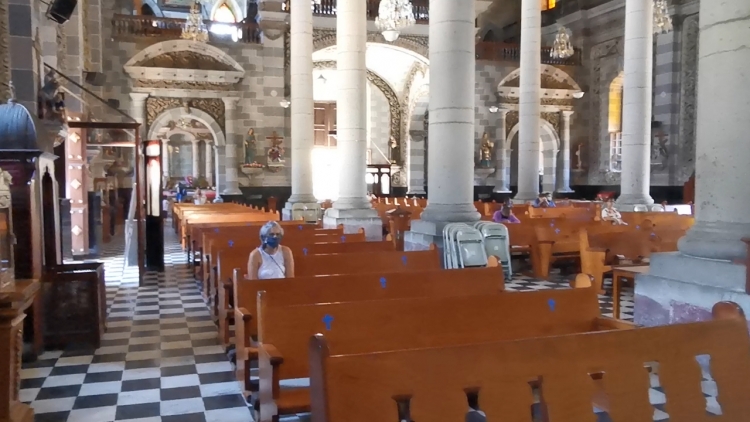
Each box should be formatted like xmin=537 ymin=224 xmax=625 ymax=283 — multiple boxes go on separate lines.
xmin=181 ymin=1 xmax=209 ymax=43
xmin=375 ymin=0 xmax=416 ymax=42
xmin=653 ymin=0 xmax=673 ymax=34
xmin=550 ymin=26 xmax=574 ymax=60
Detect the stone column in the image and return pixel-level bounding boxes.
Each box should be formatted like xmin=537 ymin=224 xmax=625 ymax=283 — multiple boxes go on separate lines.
xmin=161 ymin=139 xmax=170 ymax=181
xmin=634 ymin=0 xmax=750 ymax=326
xmin=493 ymin=110 xmax=511 ymax=193
xmin=205 ymin=141 xmax=214 ymax=187
xmin=191 ymin=138 xmax=200 ymax=178
xmin=405 ymin=0 xmax=479 ymax=249
xmin=221 ymin=97 xmax=242 ymax=195
xmin=283 ymin=0 xmax=318 ymax=221
xmin=130 ymin=93 xmax=148 ymax=141
xmin=616 ymin=0 xmax=655 ymax=209
xmin=322 ymin=0 xmax=380 ymax=239
xmin=514 ymin=0 xmax=542 ymax=201
xmin=556 ymin=110 xmax=574 ymax=192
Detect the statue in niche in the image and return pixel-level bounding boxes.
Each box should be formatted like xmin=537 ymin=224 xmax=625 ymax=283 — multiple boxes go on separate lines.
xmin=266 ymin=131 xmax=285 ymax=163
xmin=575 ymin=144 xmax=584 ymax=170
xmin=389 ymin=136 xmax=397 ymax=163
xmin=38 ymin=71 xmax=66 ymax=123
xmin=478 ymin=132 xmax=494 ymax=168
xmin=243 ymin=128 xmax=258 ymax=164
xmin=652 ymin=121 xmax=670 ymax=169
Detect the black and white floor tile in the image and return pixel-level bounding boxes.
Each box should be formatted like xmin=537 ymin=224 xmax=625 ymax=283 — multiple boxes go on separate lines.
xmin=21 ymin=228 xmax=253 ymax=422
xmin=22 ymin=228 xmax=705 ymax=422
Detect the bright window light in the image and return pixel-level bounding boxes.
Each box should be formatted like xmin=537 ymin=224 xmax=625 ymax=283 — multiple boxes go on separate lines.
xmin=312 ymin=147 xmax=340 ymax=201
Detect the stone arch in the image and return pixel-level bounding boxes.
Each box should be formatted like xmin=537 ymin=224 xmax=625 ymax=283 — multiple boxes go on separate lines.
xmin=147 ymin=107 xmax=225 ymax=146
xmin=140 ymin=0 xmax=164 ymax=16
xmin=497 ymin=64 xmax=582 ymax=91
xmin=313 ymin=60 xmax=404 ymax=164
xmin=124 ymin=40 xmax=244 ymax=73
xmin=506 ymin=119 xmax=561 ymax=192
xmin=312 ymin=33 xmax=429 ymax=62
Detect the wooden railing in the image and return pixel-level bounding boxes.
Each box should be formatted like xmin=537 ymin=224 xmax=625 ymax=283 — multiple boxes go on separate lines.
xmin=475 ymin=41 xmax=582 ymax=66
xmin=288 ymin=0 xmax=429 ymax=23
xmin=111 ymin=14 xmax=262 ymax=44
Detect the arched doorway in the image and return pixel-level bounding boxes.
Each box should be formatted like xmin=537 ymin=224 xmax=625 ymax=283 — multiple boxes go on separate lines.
xmin=507 ymin=120 xmax=561 ymax=193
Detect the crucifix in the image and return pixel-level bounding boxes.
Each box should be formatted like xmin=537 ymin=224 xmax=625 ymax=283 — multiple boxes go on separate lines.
xmin=266 ymin=131 xmax=285 ymax=163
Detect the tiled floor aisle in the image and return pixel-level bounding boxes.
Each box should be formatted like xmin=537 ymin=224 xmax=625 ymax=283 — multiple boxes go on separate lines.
xmin=20 ymin=227 xmax=253 ymax=422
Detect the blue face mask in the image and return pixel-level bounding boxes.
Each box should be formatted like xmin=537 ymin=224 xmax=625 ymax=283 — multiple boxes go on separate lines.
xmin=263 ymin=236 xmax=281 ymax=248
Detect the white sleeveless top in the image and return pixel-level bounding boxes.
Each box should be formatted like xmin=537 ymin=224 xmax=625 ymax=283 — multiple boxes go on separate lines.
xmin=257 ymin=248 xmax=286 ymax=279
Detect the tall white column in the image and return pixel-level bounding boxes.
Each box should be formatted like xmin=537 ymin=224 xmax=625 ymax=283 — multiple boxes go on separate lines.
xmin=191 ymin=138 xmax=200 ymax=178
xmin=677 ymin=0 xmax=750 ymax=262
xmin=417 ymin=0 xmax=479 ymax=223
xmin=330 ymin=0 xmax=370 ymax=210
xmin=494 ymin=110 xmax=511 ymax=193
xmin=205 ymin=141 xmax=214 ymax=187
xmin=322 ymin=0 xmax=380 ymax=239
xmin=129 ymin=93 xmax=148 ymax=141
xmin=514 ymin=0 xmax=542 ymax=201
xmin=161 ymin=139 xmax=170 ymax=180
xmin=556 ymin=110 xmax=574 ymax=192
xmin=286 ymin=0 xmax=316 ymax=205
xmin=617 ymin=0 xmax=654 ymax=208
xmin=222 ymin=97 xmax=242 ymax=195
xmin=634 ymin=0 xmax=750 ymax=327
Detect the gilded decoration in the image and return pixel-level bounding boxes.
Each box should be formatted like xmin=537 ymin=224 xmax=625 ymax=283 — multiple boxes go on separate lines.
xmin=500 ymin=74 xmax=577 ymax=90
xmin=146 ymin=98 xmax=225 ymax=132
xmin=134 ymin=79 xmax=238 ymax=91
xmin=314 ymin=60 xmax=403 ymax=165
xmin=138 ymin=51 xmax=236 ymax=71
xmin=0 ymin=0 xmax=10 ymax=101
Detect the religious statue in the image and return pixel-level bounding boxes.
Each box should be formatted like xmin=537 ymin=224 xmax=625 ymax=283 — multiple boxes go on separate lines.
xmin=478 ymin=132 xmax=494 ymax=168
xmin=39 ymin=71 xmax=66 ymax=123
xmin=575 ymin=144 xmax=583 ymax=170
xmin=389 ymin=136 xmax=397 ymax=163
xmin=244 ymin=128 xmax=257 ymax=164
xmin=266 ymin=131 xmax=285 ymax=163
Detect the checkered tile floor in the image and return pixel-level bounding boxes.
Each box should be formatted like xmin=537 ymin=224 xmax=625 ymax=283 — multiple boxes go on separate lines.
xmin=21 ymin=227 xmax=253 ymax=422
xmin=22 ymin=226 xmax=702 ymax=422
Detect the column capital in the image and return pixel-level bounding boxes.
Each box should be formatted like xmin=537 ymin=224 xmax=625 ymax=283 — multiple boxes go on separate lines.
xmin=561 ymin=110 xmax=575 ymax=118
xmin=221 ymin=97 xmax=240 ymax=109
xmin=190 ymin=138 xmax=200 ymax=145
xmin=129 ymin=93 xmax=149 ymax=103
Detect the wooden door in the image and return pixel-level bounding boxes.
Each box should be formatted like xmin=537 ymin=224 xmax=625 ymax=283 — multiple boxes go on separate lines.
xmin=314 ymin=103 xmax=337 ymax=147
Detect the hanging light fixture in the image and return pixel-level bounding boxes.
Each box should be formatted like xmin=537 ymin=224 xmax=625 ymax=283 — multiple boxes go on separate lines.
xmin=375 ymin=0 xmax=416 ymax=42
xmin=653 ymin=0 xmax=673 ymax=34
xmin=181 ymin=0 xmax=209 ymax=43
xmin=550 ymin=26 xmax=574 ymax=60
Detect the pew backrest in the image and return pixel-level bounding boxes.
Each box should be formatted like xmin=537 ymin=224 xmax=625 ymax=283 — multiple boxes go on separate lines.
xmin=295 ymin=249 xmax=441 ymax=277
xmin=310 ymin=313 xmax=750 ymax=422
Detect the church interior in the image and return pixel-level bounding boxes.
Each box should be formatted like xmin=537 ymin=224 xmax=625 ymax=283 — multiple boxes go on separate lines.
xmin=0 ymin=0 xmax=749 ymax=420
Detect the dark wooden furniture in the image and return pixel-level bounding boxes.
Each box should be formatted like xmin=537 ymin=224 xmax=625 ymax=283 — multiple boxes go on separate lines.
xmin=41 ymin=263 xmax=106 ymax=349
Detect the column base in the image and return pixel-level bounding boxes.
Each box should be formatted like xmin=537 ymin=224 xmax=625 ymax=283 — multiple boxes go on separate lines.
xmin=634 ymin=252 xmax=750 ymax=327
xmin=323 ymin=207 xmax=382 ymax=241
xmin=615 ymin=193 xmax=654 ymax=211
xmin=332 ymin=196 xmax=373 ymax=210
xmin=493 ymin=187 xmax=512 ymax=193
xmin=678 ymin=220 xmax=750 ymax=261
xmin=282 ymin=199 xmax=320 ymax=222
xmin=514 ymin=191 xmax=540 ymax=202
xmin=419 ymin=203 xmax=481 ymax=223
xmin=556 ymin=187 xmax=575 ymax=194
xmin=222 ymin=187 xmax=242 ymax=195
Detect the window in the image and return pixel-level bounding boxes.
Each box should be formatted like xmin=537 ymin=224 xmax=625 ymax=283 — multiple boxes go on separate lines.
xmin=610 ymin=132 xmax=623 ymax=172
xmin=212 ymin=3 xmax=236 ymax=23
xmin=608 ymin=73 xmax=624 ymax=133
xmin=541 ymin=0 xmax=556 ymax=11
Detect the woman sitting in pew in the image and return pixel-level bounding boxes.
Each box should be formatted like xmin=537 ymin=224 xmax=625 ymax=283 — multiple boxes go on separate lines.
xmin=601 ymin=198 xmax=627 ymax=225
xmin=247 ymin=221 xmax=295 ymax=279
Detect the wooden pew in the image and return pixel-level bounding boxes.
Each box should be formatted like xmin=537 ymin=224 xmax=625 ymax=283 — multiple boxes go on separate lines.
xmin=307 ymin=302 xmax=750 ymax=422
xmin=181 ymin=211 xmax=279 ymax=248
xmin=295 ymin=249 xmax=440 ymax=277
xmin=579 ymin=226 xmax=687 ymax=292
xmin=214 ymin=240 xmax=397 ymax=342
xmin=232 ymin=267 xmax=505 ymax=395
xmin=256 ymin=284 xmax=632 ymax=420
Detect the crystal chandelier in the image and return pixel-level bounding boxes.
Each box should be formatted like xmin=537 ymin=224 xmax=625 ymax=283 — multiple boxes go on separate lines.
xmin=653 ymin=0 xmax=673 ymax=34
xmin=181 ymin=1 xmax=209 ymax=43
xmin=375 ymin=0 xmax=416 ymax=42
xmin=550 ymin=26 xmax=574 ymax=60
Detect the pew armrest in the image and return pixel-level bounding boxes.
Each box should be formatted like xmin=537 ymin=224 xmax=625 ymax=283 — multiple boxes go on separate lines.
xmin=262 ymin=344 xmax=284 ymax=365
xmin=595 ymin=316 xmax=638 ymax=331
xmin=237 ymin=307 xmax=253 ymax=322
